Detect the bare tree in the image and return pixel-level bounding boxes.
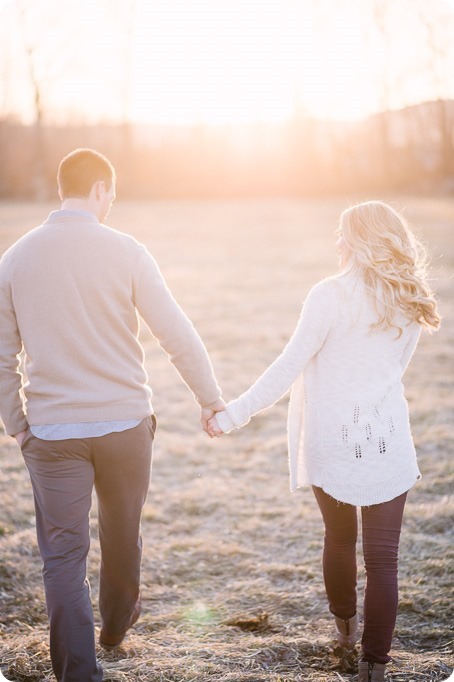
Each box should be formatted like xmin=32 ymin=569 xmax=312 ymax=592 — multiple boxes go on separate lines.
xmin=99 ymin=0 xmax=140 ymax=190
xmin=368 ymin=0 xmax=395 ymax=182
xmin=16 ymin=0 xmax=48 ymax=198
xmin=414 ymin=0 xmax=454 ymax=179
xmin=118 ymin=0 xmax=138 ymax=173
xmin=15 ymin=0 xmax=75 ymax=198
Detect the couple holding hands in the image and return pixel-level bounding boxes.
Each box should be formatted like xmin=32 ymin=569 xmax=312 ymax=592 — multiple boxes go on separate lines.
xmin=0 ymin=148 xmax=440 ymax=682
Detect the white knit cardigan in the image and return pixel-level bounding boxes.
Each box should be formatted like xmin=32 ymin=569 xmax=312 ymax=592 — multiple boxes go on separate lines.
xmin=216 ymin=271 xmax=422 ymax=506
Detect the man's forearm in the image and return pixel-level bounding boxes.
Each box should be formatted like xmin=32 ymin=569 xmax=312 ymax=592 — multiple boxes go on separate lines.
xmin=169 ymin=334 xmax=223 ymax=407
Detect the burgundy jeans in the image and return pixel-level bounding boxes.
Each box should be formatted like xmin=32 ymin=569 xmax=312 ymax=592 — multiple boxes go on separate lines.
xmin=312 ymin=486 xmax=407 ymax=664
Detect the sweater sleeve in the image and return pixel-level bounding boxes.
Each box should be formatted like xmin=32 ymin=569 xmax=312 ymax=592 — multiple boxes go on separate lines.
xmin=216 ymin=280 xmax=337 ymax=433
xmin=132 ymin=247 xmax=222 ymax=409
xmin=0 ymin=269 xmax=28 ymax=435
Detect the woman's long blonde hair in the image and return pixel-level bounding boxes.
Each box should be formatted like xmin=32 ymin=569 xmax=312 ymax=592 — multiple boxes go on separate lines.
xmin=339 ymin=200 xmax=441 ymax=334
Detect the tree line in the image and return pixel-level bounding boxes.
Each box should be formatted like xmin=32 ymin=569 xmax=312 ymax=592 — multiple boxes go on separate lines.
xmin=1 ymin=99 xmax=453 ymax=200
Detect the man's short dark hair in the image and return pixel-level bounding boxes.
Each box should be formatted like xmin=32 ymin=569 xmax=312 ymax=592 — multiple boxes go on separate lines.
xmin=57 ymin=148 xmax=116 ymax=199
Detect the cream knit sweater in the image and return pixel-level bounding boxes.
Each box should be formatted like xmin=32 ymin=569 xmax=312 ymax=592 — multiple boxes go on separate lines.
xmin=216 ymin=271 xmax=422 ymax=506
xmin=0 ymin=211 xmax=222 ymax=436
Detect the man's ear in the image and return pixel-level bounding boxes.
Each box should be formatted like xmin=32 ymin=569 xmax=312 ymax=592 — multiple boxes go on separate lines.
xmin=91 ymin=180 xmax=104 ymax=201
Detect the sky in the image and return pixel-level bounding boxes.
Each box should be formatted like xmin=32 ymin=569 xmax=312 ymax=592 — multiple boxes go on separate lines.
xmin=1 ymin=0 xmax=454 ymax=127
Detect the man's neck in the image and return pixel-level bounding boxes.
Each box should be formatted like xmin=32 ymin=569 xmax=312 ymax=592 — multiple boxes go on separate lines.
xmin=60 ymin=198 xmax=100 ymax=220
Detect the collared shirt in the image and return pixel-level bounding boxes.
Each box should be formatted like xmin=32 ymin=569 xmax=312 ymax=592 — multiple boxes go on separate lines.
xmin=31 ymin=419 xmax=142 ymax=441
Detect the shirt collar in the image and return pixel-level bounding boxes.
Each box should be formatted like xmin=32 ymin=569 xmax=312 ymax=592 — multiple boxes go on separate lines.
xmin=47 ymin=209 xmax=99 ymax=222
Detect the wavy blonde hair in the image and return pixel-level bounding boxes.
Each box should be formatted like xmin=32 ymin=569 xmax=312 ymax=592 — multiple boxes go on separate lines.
xmin=339 ymin=200 xmax=440 ymax=334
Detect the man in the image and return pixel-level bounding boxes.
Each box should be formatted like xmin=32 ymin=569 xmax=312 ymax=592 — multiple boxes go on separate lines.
xmin=0 ymin=148 xmax=224 ymax=681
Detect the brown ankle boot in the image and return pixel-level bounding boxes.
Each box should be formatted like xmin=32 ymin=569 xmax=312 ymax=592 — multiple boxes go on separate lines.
xmin=358 ymin=661 xmax=386 ymax=681
xmin=333 ymin=613 xmax=358 ymax=649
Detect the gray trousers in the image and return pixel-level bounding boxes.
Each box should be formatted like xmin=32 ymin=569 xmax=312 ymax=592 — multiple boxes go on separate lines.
xmin=21 ymin=416 xmax=156 ymax=682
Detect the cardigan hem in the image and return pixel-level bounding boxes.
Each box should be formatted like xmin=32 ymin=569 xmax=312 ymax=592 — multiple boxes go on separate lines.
xmin=290 ymin=465 xmax=421 ymax=506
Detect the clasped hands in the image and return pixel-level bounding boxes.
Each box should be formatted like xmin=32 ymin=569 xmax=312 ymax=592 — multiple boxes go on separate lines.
xmin=200 ymin=402 xmax=225 ymax=439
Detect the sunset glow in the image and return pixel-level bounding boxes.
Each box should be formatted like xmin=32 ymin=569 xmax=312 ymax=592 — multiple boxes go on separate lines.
xmin=0 ymin=0 xmax=453 ymax=126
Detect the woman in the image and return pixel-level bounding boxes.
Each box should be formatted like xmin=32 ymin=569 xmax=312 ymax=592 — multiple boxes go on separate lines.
xmin=208 ymin=201 xmax=440 ymax=682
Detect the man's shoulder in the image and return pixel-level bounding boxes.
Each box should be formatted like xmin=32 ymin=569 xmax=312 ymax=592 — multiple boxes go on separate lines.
xmin=0 ymin=219 xmax=148 ymax=273
xmin=0 ymin=223 xmax=45 ymax=268
xmin=96 ymin=225 xmax=159 ymax=277
xmin=98 ymin=222 xmax=146 ymax=251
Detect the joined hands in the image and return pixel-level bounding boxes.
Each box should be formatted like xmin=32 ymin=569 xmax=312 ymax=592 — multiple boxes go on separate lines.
xmin=200 ymin=399 xmax=225 ymax=438
xmin=206 ymin=414 xmax=223 ymax=438
xmin=200 ymin=401 xmax=225 ymax=438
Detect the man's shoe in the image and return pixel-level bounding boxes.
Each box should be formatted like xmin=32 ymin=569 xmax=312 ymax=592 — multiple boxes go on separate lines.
xmin=99 ymin=596 xmax=141 ymax=649
xmin=333 ymin=613 xmax=359 ymax=649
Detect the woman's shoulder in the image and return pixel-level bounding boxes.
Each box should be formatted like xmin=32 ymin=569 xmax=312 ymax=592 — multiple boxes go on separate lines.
xmin=308 ymin=273 xmax=350 ymax=300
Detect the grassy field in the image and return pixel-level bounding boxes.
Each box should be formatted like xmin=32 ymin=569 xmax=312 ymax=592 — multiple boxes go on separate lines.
xmin=0 ymin=197 xmax=452 ymax=682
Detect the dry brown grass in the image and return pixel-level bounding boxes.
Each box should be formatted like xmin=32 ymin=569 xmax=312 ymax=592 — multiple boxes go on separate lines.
xmin=0 ymin=196 xmax=453 ymax=681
